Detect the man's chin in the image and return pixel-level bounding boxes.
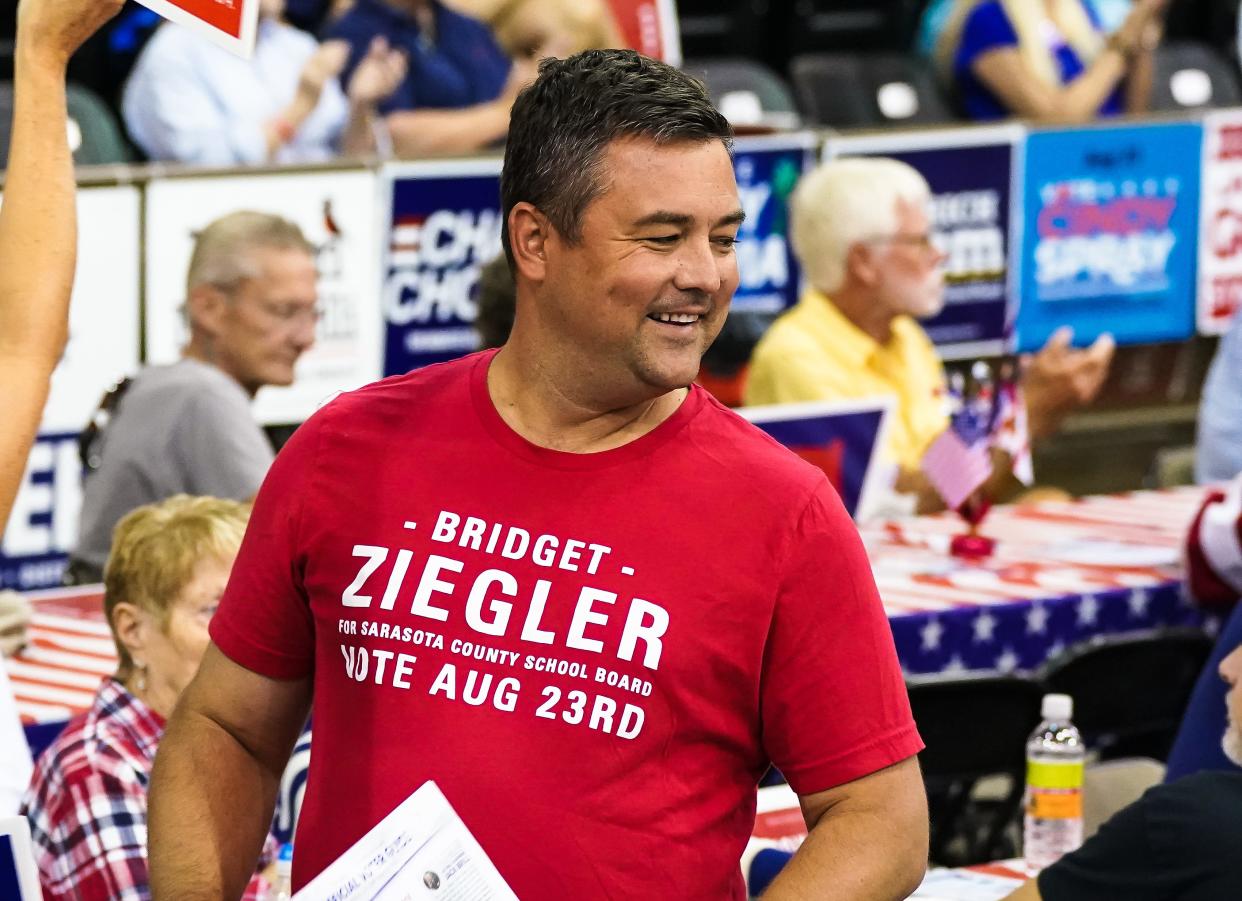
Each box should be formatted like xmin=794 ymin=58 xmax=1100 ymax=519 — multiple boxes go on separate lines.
xmin=1222 ymin=726 xmax=1242 ymax=766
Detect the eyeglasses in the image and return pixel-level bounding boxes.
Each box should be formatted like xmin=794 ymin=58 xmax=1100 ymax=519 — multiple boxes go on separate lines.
xmin=79 ymin=376 xmax=134 ymax=472
xmin=254 ymin=299 xmax=323 ymax=328
xmin=865 ymin=232 xmax=940 ymax=253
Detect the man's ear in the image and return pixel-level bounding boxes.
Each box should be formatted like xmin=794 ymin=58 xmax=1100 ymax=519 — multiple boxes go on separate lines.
xmin=845 ymin=241 xmax=880 ymax=288
xmin=110 ymin=601 xmax=153 ymax=667
xmin=185 ymin=284 xmax=229 ymax=338
xmin=508 ymin=202 xmax=552 ymax=284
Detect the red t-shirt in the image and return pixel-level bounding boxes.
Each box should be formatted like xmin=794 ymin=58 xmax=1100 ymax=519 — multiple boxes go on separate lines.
xmin=211 ymin=349 xmax=922 ymax=899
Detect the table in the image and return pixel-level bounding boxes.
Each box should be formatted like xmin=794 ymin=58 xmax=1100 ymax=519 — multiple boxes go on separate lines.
xmin=865 ymin=486 xmax=1212 ymax=676
xmin=7 ymin=487 xmax=1215 ymax=753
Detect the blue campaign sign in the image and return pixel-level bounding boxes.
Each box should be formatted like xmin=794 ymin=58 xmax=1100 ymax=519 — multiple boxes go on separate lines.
xmin=0 ymin=433 xmax=82 ymax=591
xmin=731 ymin=135 xmax=816 ymax=315
xmin=739 ymin=398 xmax=893 ymax=520
xmin=1016 ymin=122 xmax=1202 ymax=352
xmin=824 ymin=126 xmax=1022 ymax=357
xmin=382 ymin=159 xmax=504 ymax=376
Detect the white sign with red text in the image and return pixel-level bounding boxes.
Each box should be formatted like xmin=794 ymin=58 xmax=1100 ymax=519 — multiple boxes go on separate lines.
xmin=1199 ymin=110 xmax=1242 ymax=334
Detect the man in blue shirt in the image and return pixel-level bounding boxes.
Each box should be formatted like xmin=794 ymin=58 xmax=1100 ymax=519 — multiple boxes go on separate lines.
xmin=325 ymin=0 xmax=534 ymax=157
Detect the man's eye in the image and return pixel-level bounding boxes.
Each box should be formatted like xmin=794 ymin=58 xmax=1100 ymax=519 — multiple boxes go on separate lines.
xmin=644 ymin=235 xmax=679 ymax=245
xmin=713 ymin=236 xmax=738 ymax=248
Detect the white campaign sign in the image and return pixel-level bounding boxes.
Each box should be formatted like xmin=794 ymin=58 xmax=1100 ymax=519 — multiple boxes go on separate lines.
xmin=144 ymin=170 xmax=384 ymax=425
xmin=1 ymin=186 xmax=141 ymax=585
xmin=1198 ymin=110 xmax=1242 ymax=335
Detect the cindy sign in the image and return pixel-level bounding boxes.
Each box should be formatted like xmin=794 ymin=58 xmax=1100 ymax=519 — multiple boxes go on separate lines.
xmin=1016 ymin=122 xmax=1201 ymax=352
xmin=823 ymin=126 xmax=1022 ymax=357
xmin=381 ymin=159 xmax=504 ymax=376
xmin=731 ymin=134 xmax=816 ymax=315
xmin=1198 ymin=111 xmax=1242 ymax=335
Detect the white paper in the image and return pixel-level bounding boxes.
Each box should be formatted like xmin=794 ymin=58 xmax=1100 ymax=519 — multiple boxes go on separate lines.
xmin=910 ymin=867 xmax=1027 ymax=901
xmin=294 ymin=782 xmax=518 ymax=901
xmin=0 ymin=666 xmax=33 ymax=816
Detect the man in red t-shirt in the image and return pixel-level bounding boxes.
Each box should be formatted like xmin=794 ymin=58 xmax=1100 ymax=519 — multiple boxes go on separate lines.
xmin=148 ymin=49 xmax=928 ymax=900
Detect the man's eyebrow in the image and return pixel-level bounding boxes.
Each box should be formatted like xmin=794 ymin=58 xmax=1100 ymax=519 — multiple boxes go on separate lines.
xmin=631 ymin=209 xmax=748 ymax=229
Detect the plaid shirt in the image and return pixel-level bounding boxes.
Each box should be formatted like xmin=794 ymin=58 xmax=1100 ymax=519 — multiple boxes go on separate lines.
xmin=20 ymin=677 xmax=274 ymax=901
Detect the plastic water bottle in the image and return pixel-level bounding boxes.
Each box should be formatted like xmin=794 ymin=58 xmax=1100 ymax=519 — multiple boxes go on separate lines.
xmin=271 ymin=843 xmax=294 ymax=901
xmin=1023 ymin=693 xmax=1085 ymax=870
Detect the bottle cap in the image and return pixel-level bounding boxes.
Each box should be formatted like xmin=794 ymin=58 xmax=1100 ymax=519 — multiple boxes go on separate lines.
xmin=1041 ymin=693 xmax=1073 ymax=721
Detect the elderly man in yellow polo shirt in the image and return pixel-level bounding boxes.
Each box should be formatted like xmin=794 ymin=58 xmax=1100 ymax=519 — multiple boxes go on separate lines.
xmin=745 ymin=157 xmax=1113 ymax=511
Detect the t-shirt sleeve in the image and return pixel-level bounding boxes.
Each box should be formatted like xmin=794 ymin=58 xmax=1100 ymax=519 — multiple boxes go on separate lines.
xmin=210 ymin=410 xmax=322 ymax=680
xmin=759 ymin=480 xmax=923 ymax=794
xmin=179 ymin=384 xmax=274 ymax=501
xmin=957 ymin=0 xmax=1020 ymax=71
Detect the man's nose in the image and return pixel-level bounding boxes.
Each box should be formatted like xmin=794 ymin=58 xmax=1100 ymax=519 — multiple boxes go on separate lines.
xmin=673 ymin=239 xmax=725 ymax=295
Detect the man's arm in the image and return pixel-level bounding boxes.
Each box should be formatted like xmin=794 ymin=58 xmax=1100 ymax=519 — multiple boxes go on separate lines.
xmin=0 ymin=0 xmax=121 ymax=531
xmin=148 ymin=644 xmax=311 ymax=900
xmin=761 ymin=756 xmax=928 ymax=901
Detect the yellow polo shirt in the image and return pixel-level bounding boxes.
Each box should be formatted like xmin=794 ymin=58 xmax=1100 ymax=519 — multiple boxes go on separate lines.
xmin=744 ymin=290 xmax=948 ymax=469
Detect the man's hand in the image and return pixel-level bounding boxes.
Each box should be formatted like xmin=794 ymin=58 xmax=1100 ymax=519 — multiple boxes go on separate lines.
xmin=346 ymin=37 xmax=407 ymax=108
xmin=297 ymin=40 xmax=351 ymax=108
xmin=0 ymin=591 xmax=31 ymax=658
xmin=1023 ymin=327 xmax=1115 ymax=440
xmin=16 ymin=0 xmax=124 ymax=69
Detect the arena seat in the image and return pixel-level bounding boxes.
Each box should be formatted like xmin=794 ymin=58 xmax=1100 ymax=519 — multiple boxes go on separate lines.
xmin=1151 ymin=41 xmax=1242 ymax=112
xmin=791 ymin=52 xmax=955 ymax=127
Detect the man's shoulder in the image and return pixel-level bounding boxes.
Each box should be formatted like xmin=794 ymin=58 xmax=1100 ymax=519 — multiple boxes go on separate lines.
xmin=131 ymin=359 xmax=249 ymax=409
xmin=687 ymin=390 xmax=829 ymax=497
xmin=312 ymin=352 xmax=477 ymax=424
xmin=1132 ymin=770 xmax=1242 ymax=850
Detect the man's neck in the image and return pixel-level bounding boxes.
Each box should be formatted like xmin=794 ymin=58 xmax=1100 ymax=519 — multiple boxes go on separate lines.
xmin=182 ymin=341 xmax=256 ymax=398
xmin=825 ymin=284 xmax=897 ymax=346
xmin=487 ymin=341 xmax=687 ymax=454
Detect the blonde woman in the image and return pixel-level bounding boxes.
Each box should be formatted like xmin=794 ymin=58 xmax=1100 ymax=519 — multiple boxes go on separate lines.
xmin=935 ymin=0 xmax=1167 ymax=122
xmin=21 ymin=496 xmax=274 ymax=901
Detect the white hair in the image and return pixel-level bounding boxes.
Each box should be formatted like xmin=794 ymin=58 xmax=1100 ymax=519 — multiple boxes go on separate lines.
xmin=790 ymin=157 xmax=932 ymax=296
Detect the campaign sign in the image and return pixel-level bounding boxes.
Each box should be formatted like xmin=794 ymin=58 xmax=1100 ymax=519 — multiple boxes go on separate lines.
xmin=823 ymin=126 xmax=1022 ymax=358
xmin=1198 ymin=111 xmax=1242 ymax=335
xmin=607 ymin=0 xmax=681 ymax=64
xmin=738 ymin=398 xmax=893 ymax=521
xmin=135 ymin=0 xmax=259 ymax=57
xmin=381 ymin=159 xmax=504 ymax=376
xmin=1016 ymin=122 xmax=1201 ymax=352
xmin=732 ymin=134 xmax=816 ymax=316
xmin=1 ymin=187 xmax=142 ymax=590
xmin=145 ymin=169 xmax=384 ymax=426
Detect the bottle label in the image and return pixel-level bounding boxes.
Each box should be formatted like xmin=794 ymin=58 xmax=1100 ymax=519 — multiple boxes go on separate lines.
xmin=1028 ymin=787 xmax=1083 ymax=819
xmin=1026 ymin=759 xmax=1084 ymax=790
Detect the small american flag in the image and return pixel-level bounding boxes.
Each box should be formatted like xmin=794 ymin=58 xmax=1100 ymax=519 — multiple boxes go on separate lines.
xmin=922 ymin=428 xmax=993 ymax=511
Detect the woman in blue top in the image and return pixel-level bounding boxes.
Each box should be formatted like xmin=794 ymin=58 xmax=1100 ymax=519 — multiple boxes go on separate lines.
xmin=935 ymin=0 xmax=1167 ymax=123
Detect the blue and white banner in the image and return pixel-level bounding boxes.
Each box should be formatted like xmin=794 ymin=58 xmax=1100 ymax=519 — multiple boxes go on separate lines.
xmin=739 ymin=398 xmax=893 ymax=520
xmin=730 ymin=134 xmax=816 ymax=315
xmin=1016 ymin=122 xmax=1201 ymax=352
xmin=381 ymin=159 xmax=504 ymax=376
xmin=823 ymin=125 xmax=1023 ymax=358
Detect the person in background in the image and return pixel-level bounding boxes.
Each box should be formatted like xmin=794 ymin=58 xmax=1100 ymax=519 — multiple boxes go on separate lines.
xmin=22 ymin=496 xmax=275 ymax=901
xmin=1164 ymin=475 xmax=1242 ymax=781
xmin=68 ymin=212 xmax=318 ymax=584
xmin=915 ymin=0 xmax=1132 ymax=57
xmin=745 ymin=157 xmax=1113 ymax=513
xmin=324 ymin=0 xmax=537 ymax=157
xmin=934 ymin=0 xmax=1166 ymax=122
xmin=447 ymin=0 xmax=624 ymax=58
xmin=1196 ymin=312 xmax=1242 ymax=484
xmin=1001 ymin=635 xmax=1242 ymax=898
xmin=0 ymin=0 xmax=123 ymax=535
xmin=123 ymin=0 xmax=406 ymax=166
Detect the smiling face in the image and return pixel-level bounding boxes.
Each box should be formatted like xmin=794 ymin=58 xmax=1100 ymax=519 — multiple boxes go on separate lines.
xmin=1220 ymin=644 xmax=1242 ymax=765
xmin=534 ymin=136 xmax=744 ymax=400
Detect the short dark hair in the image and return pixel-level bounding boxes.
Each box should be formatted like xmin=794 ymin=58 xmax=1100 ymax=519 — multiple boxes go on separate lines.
xmin=500 ymin=49 xmax=733 ymax=268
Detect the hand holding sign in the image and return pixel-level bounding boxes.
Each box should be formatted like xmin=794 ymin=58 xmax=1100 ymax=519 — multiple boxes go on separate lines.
xmin=16 ymin=0 xmax=124 ymax=68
